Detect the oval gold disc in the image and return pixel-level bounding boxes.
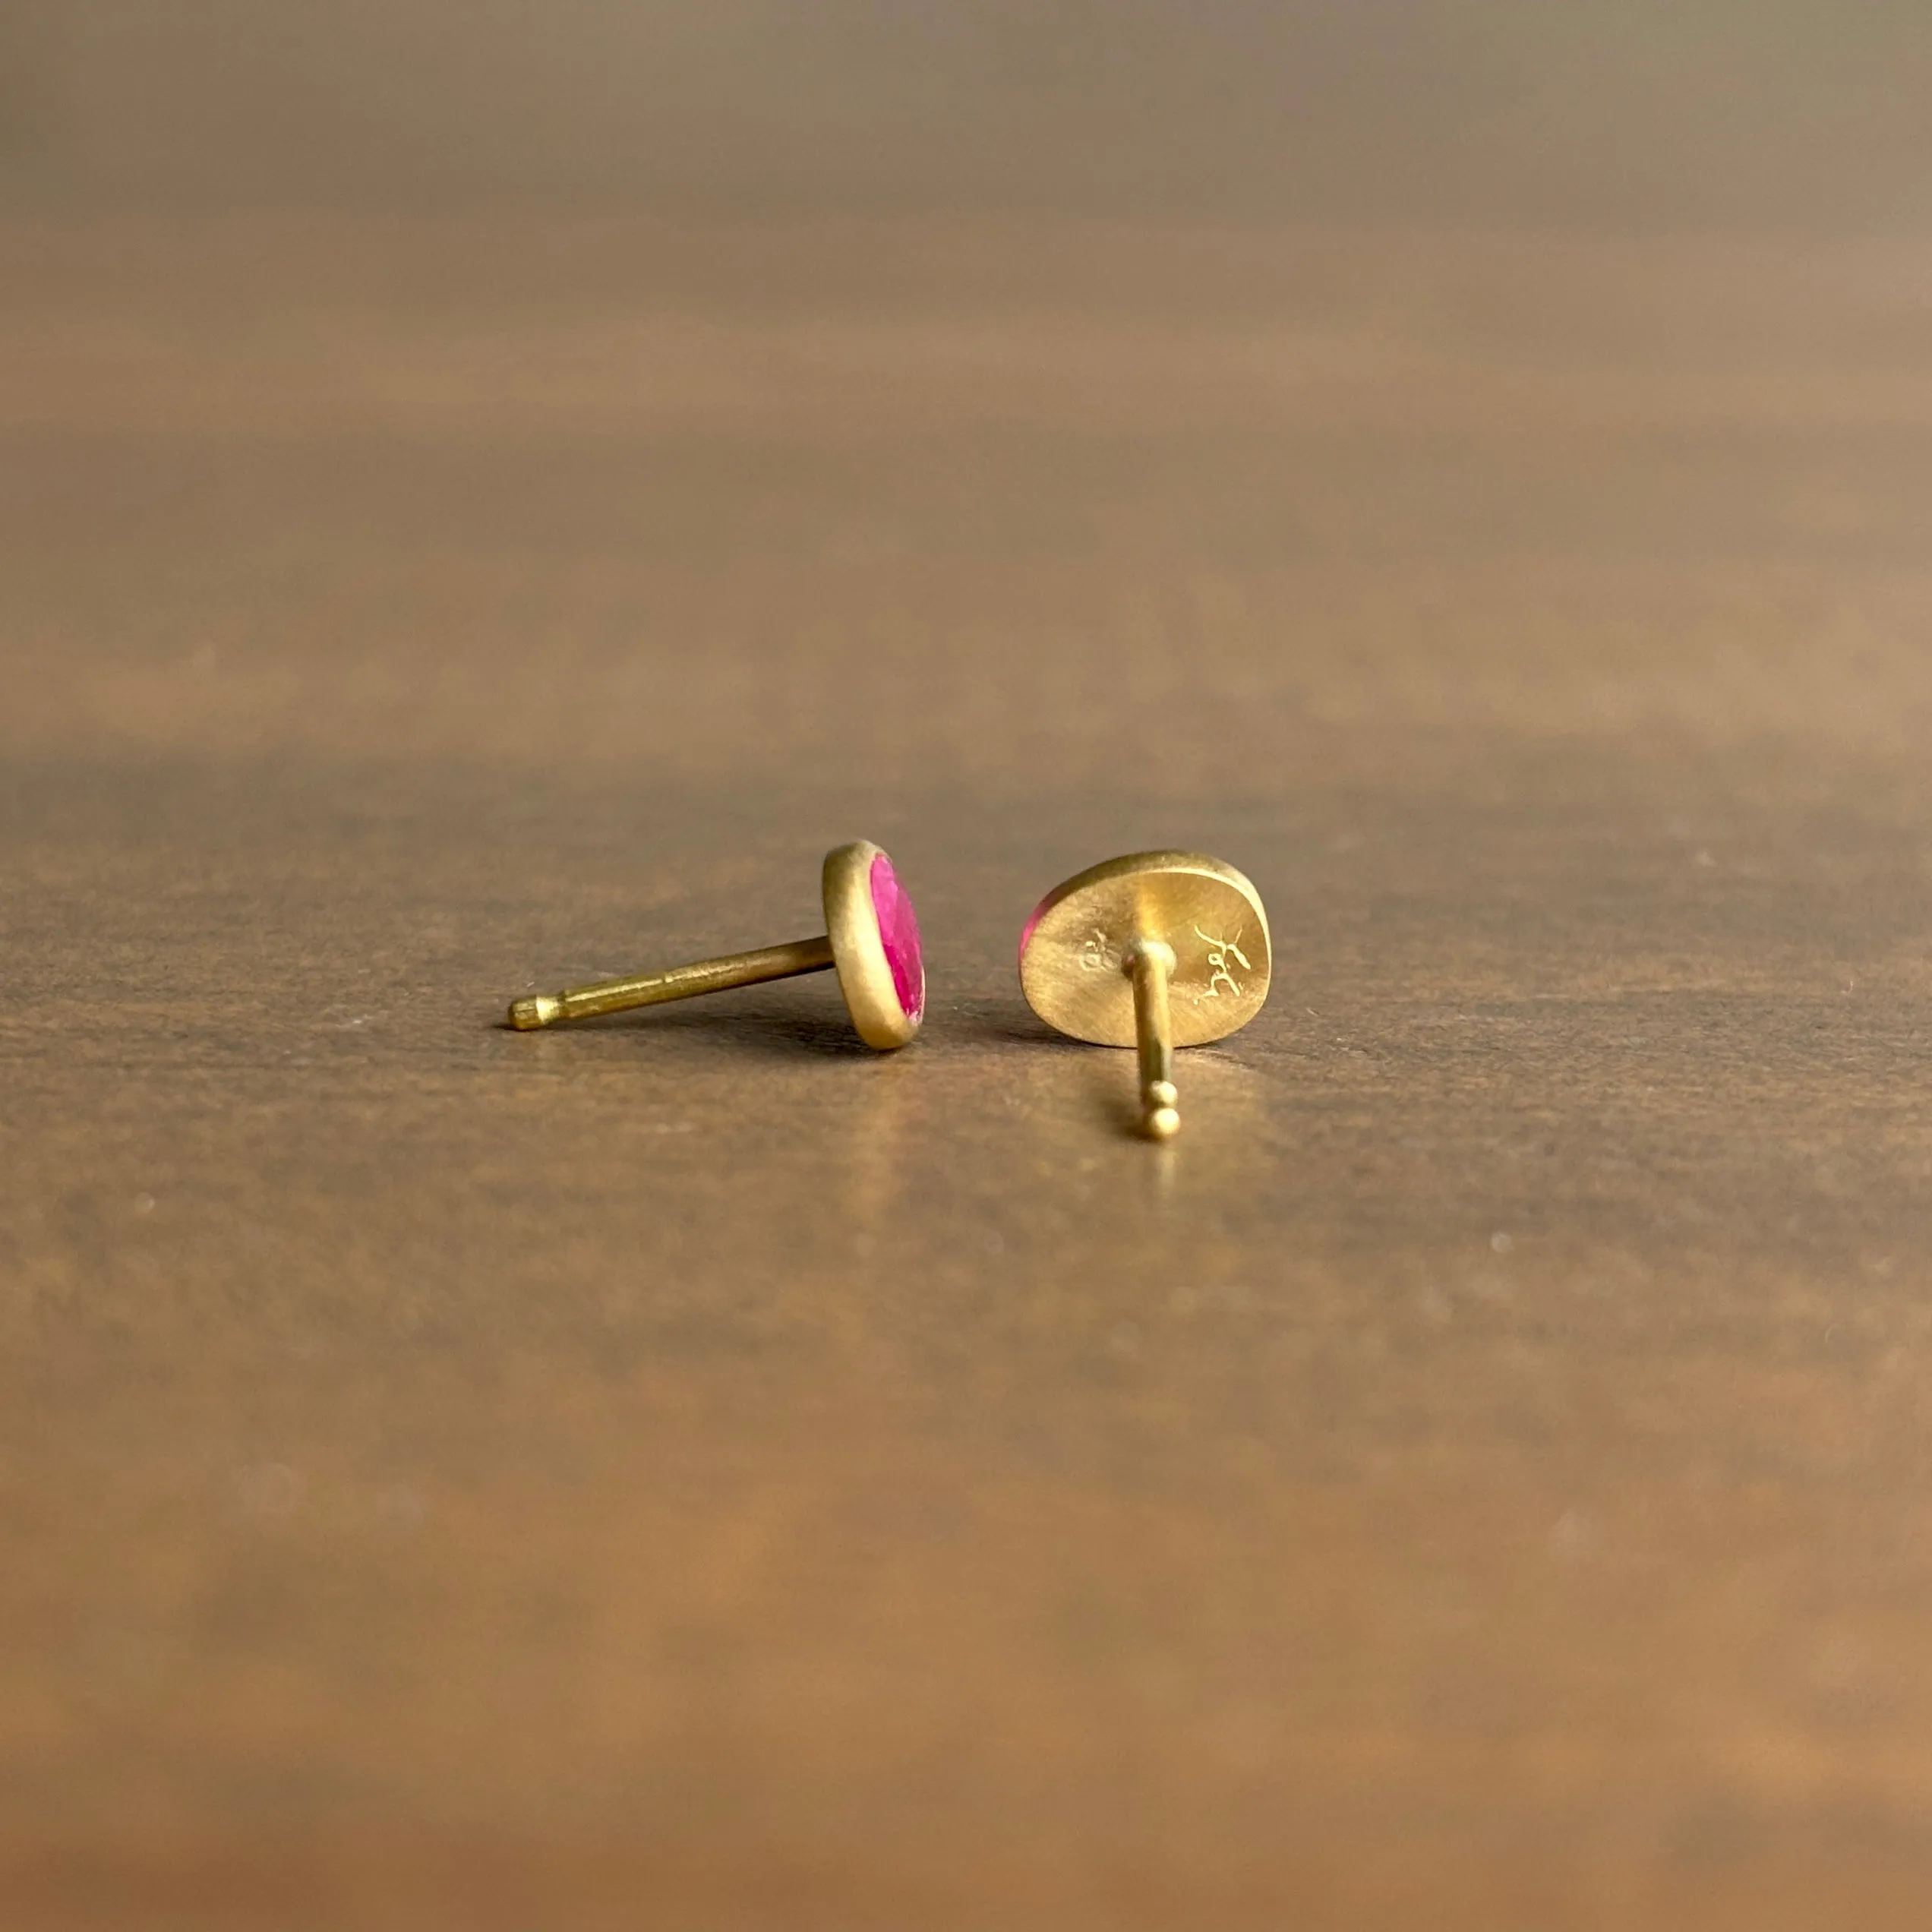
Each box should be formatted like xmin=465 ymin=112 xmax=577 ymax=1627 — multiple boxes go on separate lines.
xmin=1018 ymin=851 xmax=1271 ymax=1048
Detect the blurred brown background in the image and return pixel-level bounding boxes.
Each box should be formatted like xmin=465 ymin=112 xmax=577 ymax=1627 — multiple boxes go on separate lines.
xmin=5 ymin=2 xmax=1932 ymax=228
xmin=4 ymin=7 xmax=1932 ymax=1930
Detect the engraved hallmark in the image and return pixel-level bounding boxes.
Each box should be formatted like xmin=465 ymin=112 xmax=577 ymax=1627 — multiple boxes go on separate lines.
xmin=1078 ymin=930 xmax=1125 ymax=973
xmin=1195 ymin=924 xmax=1252 ymax=999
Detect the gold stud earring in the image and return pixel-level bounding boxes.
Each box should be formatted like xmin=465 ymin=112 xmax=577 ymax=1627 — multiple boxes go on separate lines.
xmin=507 ymin=841 xmax=923 ymax=1050
xmin=1018 ymin=851 xmax=1270 ymax=1138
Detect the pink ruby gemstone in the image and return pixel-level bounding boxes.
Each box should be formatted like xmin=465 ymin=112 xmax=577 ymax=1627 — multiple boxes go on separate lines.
xmin=869 ymin=851 xmax=925 ymax=1023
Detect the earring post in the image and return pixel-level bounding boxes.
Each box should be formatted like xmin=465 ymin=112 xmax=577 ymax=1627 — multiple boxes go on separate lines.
xmin=1126 ymin=939 xmax=1180 ymax=1138
xmin=507 ymin=933 xmax=835 ymax=1030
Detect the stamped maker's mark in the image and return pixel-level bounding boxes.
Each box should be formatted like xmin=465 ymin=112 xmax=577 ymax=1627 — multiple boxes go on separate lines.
xmin=1078 ymin=930 xmax=1124 ymax=974
xmin=1195 ymin=924 xmax=1252 ymax=999
xmin=1082 ymin=924 xmax=1250 ymax=996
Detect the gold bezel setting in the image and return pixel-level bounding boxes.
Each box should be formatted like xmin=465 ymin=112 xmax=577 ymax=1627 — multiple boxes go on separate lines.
xmin=823 ymin=840 xmax=922 ymax=1050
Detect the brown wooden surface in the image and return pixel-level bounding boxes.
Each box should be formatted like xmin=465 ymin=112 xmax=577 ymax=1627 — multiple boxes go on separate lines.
xmin=4 ymin=213 xmax=1932 ymax=1927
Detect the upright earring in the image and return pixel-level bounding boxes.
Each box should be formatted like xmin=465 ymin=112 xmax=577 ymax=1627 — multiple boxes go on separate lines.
xmin=1018 ymin=851 xmax=1270 ymax=1138
xmin=507 ymin=841 xmax=923 ymax=1050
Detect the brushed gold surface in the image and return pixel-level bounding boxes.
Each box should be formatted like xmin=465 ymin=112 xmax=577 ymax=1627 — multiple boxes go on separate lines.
xmin=1018 ymin=851 xmax=1272 ymax=1049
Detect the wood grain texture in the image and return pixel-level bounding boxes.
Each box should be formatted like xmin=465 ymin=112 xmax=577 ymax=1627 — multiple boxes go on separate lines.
xmin=3 ymin=214 xmax=1931 ymax=1928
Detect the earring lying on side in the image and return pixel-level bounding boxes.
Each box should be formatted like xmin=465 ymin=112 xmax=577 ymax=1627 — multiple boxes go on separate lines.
xmin=1018 ymin=851 xmax=1270 ymax=1138
xmin=507 ymin=840 xmax=923 ymax=1050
